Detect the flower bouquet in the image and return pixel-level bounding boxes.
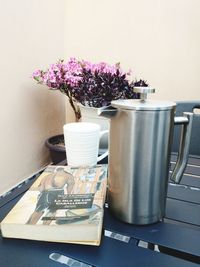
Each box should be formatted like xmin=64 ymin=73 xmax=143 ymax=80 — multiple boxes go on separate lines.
xmin=32 ymin=58 xmax=148 ymax=120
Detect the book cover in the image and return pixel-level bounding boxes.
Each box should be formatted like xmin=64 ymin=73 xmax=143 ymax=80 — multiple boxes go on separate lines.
xmin=1 ymin=165 xmax=107 ymax=246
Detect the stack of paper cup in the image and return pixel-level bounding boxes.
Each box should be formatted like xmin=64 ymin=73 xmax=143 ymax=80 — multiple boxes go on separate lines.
xmin=63 ymin=122 xmax=101 ymax=167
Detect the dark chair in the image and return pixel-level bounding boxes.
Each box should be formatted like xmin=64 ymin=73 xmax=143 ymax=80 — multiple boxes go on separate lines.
xmin=172 ymin=101 xmax=200 ymax=156
xmin=159 ymin=101 xmax=200 ymax=263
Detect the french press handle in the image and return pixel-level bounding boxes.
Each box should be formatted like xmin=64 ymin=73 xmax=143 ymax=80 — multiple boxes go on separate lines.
xmin=133 ymin=87 xmax=155 ymax=101
xmin=170 ymin=112 xmax=193 ymax=183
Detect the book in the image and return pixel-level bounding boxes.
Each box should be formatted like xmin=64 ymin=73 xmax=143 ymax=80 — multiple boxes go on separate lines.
xmin=1 ymin=165 xmax=107 ymax=246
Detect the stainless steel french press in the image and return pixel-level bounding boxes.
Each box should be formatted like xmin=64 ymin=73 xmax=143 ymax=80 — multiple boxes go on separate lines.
xmin=100 ymin=88 xmax=193 ymax=225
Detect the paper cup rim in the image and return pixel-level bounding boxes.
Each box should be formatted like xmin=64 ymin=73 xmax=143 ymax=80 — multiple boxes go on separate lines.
xmin=63 ymin=122 xmax=100 ymax=132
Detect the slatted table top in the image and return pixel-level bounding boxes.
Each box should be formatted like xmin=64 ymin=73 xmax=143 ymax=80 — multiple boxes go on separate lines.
xmin=0 ymin=154 xmax=200 ymax=267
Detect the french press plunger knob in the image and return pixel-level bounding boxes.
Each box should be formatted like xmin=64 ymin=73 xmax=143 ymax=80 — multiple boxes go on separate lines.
xmin=134 ymin=87 xmax=155 ymax=102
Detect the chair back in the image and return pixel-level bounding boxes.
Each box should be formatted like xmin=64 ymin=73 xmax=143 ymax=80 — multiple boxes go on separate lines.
xmin=172 ymin=101 xmax=200 ymax=156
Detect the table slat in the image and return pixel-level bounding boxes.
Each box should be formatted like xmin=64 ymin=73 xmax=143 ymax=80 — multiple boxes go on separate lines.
xmin=167 ymin=183 xmax=200 ymax=204
xmin=103 ymin=208 xmax=200 ymax=257
xmin=0 ymin=235 xmax=199 ymax=267
xmin=165 ymin=198 xmax=200 ymax=226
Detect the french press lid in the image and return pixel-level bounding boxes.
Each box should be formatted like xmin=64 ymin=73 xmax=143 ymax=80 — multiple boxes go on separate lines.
xmin=111 ymin=87 xmax=176 ymax=111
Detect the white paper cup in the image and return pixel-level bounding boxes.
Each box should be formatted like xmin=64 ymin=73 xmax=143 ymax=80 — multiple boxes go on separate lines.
xmin=63 ymin=122 xmax=108 ymax=167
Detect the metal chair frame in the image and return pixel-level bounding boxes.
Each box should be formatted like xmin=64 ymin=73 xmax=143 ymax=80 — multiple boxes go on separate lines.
xmin=172 ymin=101 xmax=200 ymax=156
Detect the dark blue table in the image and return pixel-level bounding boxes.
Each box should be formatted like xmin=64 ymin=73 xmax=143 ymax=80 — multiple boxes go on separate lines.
xmin=0 ymin=154 xmax=200 ymax=266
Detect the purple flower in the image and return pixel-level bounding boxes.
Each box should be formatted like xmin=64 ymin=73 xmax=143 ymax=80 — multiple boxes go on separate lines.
xmin=32 ymin=69 xmax=41 ymax=78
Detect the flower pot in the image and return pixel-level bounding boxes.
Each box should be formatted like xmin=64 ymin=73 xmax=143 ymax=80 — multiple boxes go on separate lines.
xmin=45 ymin=135 xmax=66 ymax=164
xmin=79 ymin=104 xmax=110 ymax=151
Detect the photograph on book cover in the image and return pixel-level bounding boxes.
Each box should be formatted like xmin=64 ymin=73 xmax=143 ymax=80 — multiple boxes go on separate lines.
xmin=27 ymin=165 xmax=107 ymax=226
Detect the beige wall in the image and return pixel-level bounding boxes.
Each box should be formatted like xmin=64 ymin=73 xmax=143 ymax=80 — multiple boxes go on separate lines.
xmin=1 ymin=0 xmax=200 ymax=195
xmin=0 ymin=0 xmax=66 ymax=195
xmin=65 ymin=0 xmax=200 ymax=106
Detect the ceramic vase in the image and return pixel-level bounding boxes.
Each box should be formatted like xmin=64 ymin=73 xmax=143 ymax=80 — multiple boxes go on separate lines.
xmin=78 ymin=104 xmax=110 ymax=151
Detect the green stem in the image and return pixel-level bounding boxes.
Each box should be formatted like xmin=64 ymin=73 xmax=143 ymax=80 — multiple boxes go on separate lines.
xmin=69 ymin=95 xmax=81 ymax=121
